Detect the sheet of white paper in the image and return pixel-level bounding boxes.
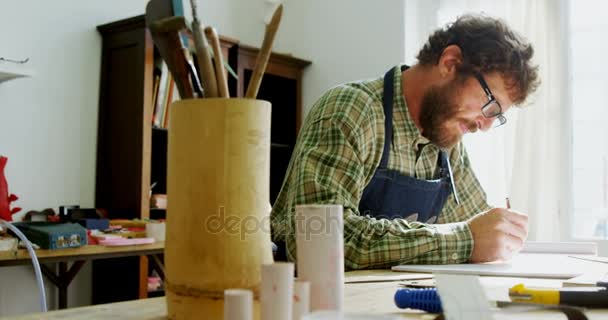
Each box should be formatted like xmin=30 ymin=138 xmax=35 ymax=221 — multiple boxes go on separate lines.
xmin=521 ymin=241 xmax=597 ymax=255
xmin=392 ymin=253 xmax=607 ymax=279
xmin=344 ymin=270 xmax=432 ymax=284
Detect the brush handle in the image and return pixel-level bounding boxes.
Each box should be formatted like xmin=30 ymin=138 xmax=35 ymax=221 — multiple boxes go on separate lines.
xmin=204 ymin=26 xmax=230 ymax=98
xmin=245 ymin=4 xmax=283 ymax=99
xmin=192 ymin=20 xmax=218 ymax=98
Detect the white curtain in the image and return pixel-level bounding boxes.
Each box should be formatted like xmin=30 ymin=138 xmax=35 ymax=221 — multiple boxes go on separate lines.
xmin=405 ymin=0 xmax=571 ymax=241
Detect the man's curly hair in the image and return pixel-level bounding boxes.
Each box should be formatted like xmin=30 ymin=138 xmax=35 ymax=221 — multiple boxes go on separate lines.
xmin=417 ymin=14 xmax=540 ymax=105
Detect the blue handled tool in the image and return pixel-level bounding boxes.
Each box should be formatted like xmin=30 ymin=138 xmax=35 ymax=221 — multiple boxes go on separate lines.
xmin=394 ymin=288 xmax=442 ymax=313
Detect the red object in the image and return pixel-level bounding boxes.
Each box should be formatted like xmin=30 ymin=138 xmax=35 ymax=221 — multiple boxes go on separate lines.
xmin=0 ymin=156 xmax=21 ymax=221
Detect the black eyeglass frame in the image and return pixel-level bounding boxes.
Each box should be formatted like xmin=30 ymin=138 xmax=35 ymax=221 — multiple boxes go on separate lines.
xmin=473 ymin=72 xmax=507 ymax=127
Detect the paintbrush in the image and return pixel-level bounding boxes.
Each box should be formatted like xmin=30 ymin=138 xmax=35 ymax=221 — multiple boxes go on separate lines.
xmin=245 ymin=4 xmax=283 ymax=99
xmin=204 ymin=26 xmax=230 ymax=98
xmin=190 ymin=0 xmax=218 ymax=98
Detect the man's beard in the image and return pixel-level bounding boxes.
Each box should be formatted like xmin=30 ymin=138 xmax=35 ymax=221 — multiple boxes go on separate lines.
xmin=418 ymin=80 xmax=475 ymax=149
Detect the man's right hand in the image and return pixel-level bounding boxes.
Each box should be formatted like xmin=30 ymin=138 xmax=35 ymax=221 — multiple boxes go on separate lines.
xmin=467 ymin=208 xmax=529 ymax=263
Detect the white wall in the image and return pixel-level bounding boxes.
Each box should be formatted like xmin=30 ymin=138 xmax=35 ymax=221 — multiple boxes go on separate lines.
xmin=404 ymin=0 xmax=440 ymax=65
xmin=254 ymin=0 xmax=407 ymax=117
xmin=0 ymin=0 xmax=406 ymax=315
xmin=0 ymin=1 xmax=141 ymax=314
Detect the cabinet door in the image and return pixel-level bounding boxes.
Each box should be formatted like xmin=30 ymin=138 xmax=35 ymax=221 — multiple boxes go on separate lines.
xmin=96 ymin=19 xmax=153 ymax=220
xmin=95 ymin=16 xmax=153 ymax=304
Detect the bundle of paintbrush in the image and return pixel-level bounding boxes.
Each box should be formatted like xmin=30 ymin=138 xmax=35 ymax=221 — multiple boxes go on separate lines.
xmin=145 ymin=0 xmax=284 ymax=100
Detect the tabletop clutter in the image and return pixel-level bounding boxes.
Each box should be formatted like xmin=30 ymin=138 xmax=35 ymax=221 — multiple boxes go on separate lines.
xmin=212 ymin=204 xmax=346 ymax=320
xmin=0 ymin=205 xmax=165 ymax=251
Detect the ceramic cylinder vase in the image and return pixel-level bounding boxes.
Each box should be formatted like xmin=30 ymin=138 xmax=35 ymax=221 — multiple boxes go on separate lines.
xmin=166 ymin=98 xmax=273 ymax=319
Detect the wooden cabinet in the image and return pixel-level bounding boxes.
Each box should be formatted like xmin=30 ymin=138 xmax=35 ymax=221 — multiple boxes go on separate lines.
xmin=95 ymin=17 xmax=152 ymax=304
xmin=94 ymin=15 xmax=310 ymax=304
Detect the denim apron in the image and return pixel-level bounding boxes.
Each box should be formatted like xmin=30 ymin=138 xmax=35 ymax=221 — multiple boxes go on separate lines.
xmin=358 ymin=66 xmax=459 ymax=223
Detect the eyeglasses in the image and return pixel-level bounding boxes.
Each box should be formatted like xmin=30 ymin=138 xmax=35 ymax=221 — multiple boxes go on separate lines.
xmin=473 ymin=72 xmax=507 ymax=128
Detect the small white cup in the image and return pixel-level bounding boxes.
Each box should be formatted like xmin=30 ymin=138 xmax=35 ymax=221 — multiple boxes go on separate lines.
xmin=145 ymin=222 xmax=166 ymax=242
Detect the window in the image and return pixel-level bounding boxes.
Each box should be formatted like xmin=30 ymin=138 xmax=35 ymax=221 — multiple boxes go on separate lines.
xmin=570 ymin=0 xmax=608 ymax=239
xmin=405 ymin=1 xmax=607 ymax=242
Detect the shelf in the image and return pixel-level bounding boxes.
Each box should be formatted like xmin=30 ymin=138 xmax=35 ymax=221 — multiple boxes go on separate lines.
xmin=271 ymin=143 xmax=291 ymax=149
xmin=0 ymin=61 xmax=33 ymax=83
xmin=149 ymin=208 xmax=166 ymax=220
xmin=147 ymin=289 xmax=165 ymax=298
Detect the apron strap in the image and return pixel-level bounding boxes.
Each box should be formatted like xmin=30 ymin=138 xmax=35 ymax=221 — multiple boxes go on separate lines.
xmin=382 ymin=65 xmax=459 ymax=204
xmin=380 ymin=65 xmax=407 ymax=169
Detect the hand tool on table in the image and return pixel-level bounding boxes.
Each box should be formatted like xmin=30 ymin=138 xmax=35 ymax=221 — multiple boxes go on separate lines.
xmin=510 ymin=283 xmax=608 ymax=308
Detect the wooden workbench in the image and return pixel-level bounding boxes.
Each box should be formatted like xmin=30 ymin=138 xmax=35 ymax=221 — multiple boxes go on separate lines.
xmin=0 ymin=242 xmax=164 ymax=309
xmin=0 ymin=242 xmax=164 ymax=266
xmin=3 ymin=270 xmax=608 ymax=319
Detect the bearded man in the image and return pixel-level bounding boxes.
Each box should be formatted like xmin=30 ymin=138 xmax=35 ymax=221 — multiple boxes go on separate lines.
xmin=271 ymin=14 xmax=540 ymax=270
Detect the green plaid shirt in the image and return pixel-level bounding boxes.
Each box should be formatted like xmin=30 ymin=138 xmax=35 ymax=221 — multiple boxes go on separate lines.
xmin=271 ymin=65 xmax=491 ymax=270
